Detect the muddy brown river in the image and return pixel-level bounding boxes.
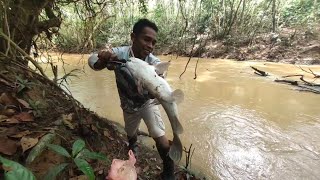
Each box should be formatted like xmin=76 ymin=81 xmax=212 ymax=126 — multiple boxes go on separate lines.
xmin=40 ymin=54 xmax=320 ymax=179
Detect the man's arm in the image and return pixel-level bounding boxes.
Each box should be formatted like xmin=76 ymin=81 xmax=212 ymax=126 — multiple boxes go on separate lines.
xmin=88 ymin=49 xmax=119 ymax=71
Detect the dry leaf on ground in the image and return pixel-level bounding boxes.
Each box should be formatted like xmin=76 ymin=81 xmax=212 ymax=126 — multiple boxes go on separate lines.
xmin=9 ymin=130 xmax=32 ymax=138
xmin=103 ymin=130 xmax=115 ymax=141
xmin=21 ymin=136 xmax=39 ymax=153
xmin=91 ymin=125 xmax=99 ymax=133
xmin=0 ymin=93 xmax=18 ymax=106
xmin=2 ymin=108 xmax=16 ymax=116
xmin=62 ymin=113 xmax=74 ymax=129
xmin=63 ymin=119 xmax=74 ymax=129
xmin=3 ymin=118 xmax=20 ymax=124
xmin=13 ymin=112 xmax=34 ymax=122
xmin=0 ymin=115 xmax=8 ymax=120
xmin=17 ymin=98 xmax=31 ymax=109
xmin=0 ymin=137 xmax=18 ymax=155
xmin=62 ymin=113 xmax=73 ymax=121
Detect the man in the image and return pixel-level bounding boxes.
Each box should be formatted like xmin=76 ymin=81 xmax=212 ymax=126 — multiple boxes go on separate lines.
xmin=88 ymin=19 xmax=175 ymax=180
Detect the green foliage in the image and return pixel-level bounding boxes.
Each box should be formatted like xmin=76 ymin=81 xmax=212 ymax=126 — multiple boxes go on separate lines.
xmin=47 ymin=144 xmax=71 ymax=158
xmin=43 ymin=163 xmax=69 ymax=180
xmin=15 ymin=76 xmax=34 ymax=94
xmin=72 ymin=139 xmax=85 ymax=157
xmin=27 ymin=99 xmax=43 ymax=117
xmin=138 ymin=0 xmax=148 ymax=14
xmin=54 ymin=19 xmax=85 ymax=52
xmin=282 ymin=0 xmax=320 ymax=26
xmin=74 ymin=158 xmax=95 ymax=180
xmin=26 ymin=133 xmax=56 ymax=164
xmin=0 ymin=156 xmax=36 ymax=180
xmin=46 ymin=0 xmax=320 ymax=53
xmin=45 ymin=139 xmax=108 ymax=180
xmin=58 ymin=69 xmax=82 ymax=86
xmin=77 ymin=148 xmax=109 ymax=161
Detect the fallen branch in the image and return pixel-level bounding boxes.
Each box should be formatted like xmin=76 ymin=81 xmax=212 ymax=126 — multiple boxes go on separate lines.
xmin=183 ymin=144 xmax=195 ymax=169
xmin=283 ymin=74 xmax=320 ymax=86
xmin=251 ymin=66 xmax=320 ymax=94
xmin=251 ymin=66 xmax=268 ymax=76
xmin=275 ymin=79 xmax=299 ymax=85
xmin=297 ymin=66 xmax=320 ymax=78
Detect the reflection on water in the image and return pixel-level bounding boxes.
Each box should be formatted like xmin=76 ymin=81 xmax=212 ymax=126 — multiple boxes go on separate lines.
xmin=43 ymin=54 xmax=320 ymax=179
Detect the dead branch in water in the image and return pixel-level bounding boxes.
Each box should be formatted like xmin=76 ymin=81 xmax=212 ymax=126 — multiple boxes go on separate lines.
xmin=297 ymin=66 xmax=320 ymax=78
xmin=250 ymin=66 xmax=320 ymax=94
xmin=282 ymin=75 xmax=320 ymax=86
xmin=250 ymin=66 xmax=269 ymax=76
xmin=183 ymin=144 xmax=195 ymax=169
xmin=194 ymin=57 xmax=200 ymax=79
xmin=275 ymin=79 xmax=299 ymax=85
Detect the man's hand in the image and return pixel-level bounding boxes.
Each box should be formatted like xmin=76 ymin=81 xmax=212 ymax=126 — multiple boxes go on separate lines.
xmin=94 ymin=48 xmax=119 ymax=70
xmin=97 ymin=49 xmax=118 ymax=62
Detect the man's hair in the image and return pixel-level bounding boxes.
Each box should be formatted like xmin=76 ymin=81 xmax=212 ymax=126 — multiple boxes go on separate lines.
xmin=132 ymin=18 xmax=158 ymax=35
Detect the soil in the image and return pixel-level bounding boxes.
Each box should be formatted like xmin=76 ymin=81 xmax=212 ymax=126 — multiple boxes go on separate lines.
xmin=0 ymin=57 xmax=201 ymax=180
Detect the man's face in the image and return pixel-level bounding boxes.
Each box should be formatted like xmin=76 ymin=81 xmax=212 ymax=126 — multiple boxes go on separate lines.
xmin=131 ymin=27 xmax=157 ymax=59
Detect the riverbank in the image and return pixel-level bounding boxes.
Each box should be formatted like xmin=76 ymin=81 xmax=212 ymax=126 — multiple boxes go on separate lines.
xmin=7 ymin=54 xmax=320 ymax=179
xmin=156 ymin=27 xmax=320 ymax=65
xmin=0 ymin=57 xmax=201 ymax=180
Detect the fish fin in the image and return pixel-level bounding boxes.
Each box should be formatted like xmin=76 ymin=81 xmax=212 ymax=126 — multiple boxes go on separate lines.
xmin=155 ymin=62 xmax=170 ymax=75
xmin=136 ymin=79 xmax=144 ymax=95
xmin=171 ymin=89 xmax=184 ymax=104
xmin=169 ymin=133 xmax=183 ymax=163
xmin=172 ymin=115 xmax=184 ymax=134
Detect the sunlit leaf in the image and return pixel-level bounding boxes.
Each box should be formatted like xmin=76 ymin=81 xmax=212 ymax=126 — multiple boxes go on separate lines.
xmin=47 ymin=144 xmax=71 ymax=158
xmin=77 ymin=148 xmax=108 ymax=161
xmin=72 ymin=139 xmax=85 ymax=157
xmin=0 ymin=155 xmax=36 ymax=180
xmin=74 ymin=158 xmax=95 ymax=180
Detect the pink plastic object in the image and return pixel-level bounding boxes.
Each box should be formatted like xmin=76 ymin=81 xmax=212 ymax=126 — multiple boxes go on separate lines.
xmin=107 ymin=150 xmax=137 ymax=180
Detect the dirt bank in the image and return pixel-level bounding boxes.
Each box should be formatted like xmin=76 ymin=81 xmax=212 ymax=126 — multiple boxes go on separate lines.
xmin=159 ymin=27 xmax=320 ymax=65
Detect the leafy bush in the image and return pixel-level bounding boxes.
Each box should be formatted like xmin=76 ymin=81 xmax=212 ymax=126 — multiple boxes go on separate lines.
xmin=44 ymin=139 xmax=108 ymax=180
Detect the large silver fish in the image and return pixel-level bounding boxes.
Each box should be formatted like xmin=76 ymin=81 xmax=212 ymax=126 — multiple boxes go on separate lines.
xmin=123 ymin=57 xmax=184 ymax=162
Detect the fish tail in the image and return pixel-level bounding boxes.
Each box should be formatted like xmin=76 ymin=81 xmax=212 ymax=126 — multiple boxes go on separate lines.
xmin=168 ymin=133 xmax=183 ymax=163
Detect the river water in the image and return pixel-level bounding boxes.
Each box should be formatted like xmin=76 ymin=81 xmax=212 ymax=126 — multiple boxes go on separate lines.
xmin=41 ymin=54 xmax=320 ymax=179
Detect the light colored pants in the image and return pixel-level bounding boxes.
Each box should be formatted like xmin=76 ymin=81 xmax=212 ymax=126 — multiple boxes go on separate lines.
xmin=123 ymin=105 xmax=165 ymax=138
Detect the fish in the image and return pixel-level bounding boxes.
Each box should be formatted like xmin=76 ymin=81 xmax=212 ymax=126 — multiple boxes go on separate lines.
xmin=123 ymin=57 xmax=184 ymax=162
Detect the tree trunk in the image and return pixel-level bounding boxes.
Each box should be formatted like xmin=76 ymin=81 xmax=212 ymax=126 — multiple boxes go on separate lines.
xmin=239 ymin=0 xmax=246 ymax=24
xmin=314 ymin=0 xmax=318 ymax=21
xmin=272 ymin=0 xmax=276 ymax=32
xmin=0 ymin=0 xmax=61 ymax=65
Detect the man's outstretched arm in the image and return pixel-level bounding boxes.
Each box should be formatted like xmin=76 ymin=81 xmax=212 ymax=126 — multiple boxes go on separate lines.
xmin=88 ymin=49 xmax=119 ymax=71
